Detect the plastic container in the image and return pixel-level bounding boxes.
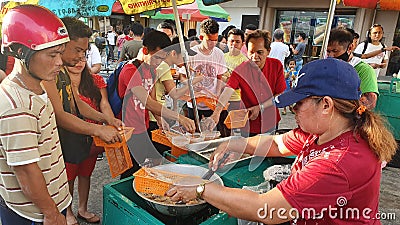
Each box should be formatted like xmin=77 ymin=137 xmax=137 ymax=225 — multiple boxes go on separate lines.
xmin=171 ymin=135 xmax=190 ymax=147
xmin=93 ymin=127 xmax=134 ymax=178
xmin=202 ymin=131 xmax=221 ymax=141
xmin=224 ymin=109 xmax=249 ymax=129
xmin=186 ymin=133 xmax=205 ymax=143
xmin=93 ymin=127 xmax=134 ymax=148
xmin=133 ymin=167 xmax=186 ymax=196
xmin=151 ymin=129 xmax=187 ymax=162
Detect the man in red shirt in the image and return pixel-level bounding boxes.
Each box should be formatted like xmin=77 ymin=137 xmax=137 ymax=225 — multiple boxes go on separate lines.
xmin=206 ymin=30 xmax=286 ymax=136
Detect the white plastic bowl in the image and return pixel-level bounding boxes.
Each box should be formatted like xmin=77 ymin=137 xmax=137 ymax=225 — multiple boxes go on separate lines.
xmin=186 ymin=133 xmax=205 ymax=143
xmin=202 ymin=131 xmax=221 ymax=141
xmin=171 ymin=136 xmax=190 ymax=147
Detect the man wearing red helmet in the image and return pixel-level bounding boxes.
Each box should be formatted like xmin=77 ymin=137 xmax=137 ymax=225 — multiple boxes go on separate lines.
xmin=41 ymin=17 xmax=124 ymax=225
xmin=0 ymin=5 xmax=71 ymax=225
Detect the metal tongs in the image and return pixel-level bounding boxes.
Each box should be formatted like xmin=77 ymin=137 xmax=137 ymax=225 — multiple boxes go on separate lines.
xmin=201 ymin=152 xmax=230 ymax=180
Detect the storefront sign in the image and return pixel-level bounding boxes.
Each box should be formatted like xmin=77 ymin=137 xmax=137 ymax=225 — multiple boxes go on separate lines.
xmin=0 ymin=0 xmax=113 ymax=20
xmin=119 ymin=0 xmax=194 ymax=14
xmin=342 ymin=0 xmax=377 ymax=9
xmin=202 ymin=0 xmax=232 ymax=6
xmin=380 ymin=0 xmax=400 ymax=11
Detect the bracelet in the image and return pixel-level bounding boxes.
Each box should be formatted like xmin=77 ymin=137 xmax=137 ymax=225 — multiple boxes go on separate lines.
xmin=259 ymin=103 xmax=264 ymax=113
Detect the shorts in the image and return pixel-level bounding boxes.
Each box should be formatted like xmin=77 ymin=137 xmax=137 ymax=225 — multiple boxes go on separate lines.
xmin=0 ymin=195 xmax=66 ymax=225
xmin=65 ymin=145 xmax=97 ymax=181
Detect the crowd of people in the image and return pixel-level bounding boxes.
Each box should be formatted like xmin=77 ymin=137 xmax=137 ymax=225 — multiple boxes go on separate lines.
xmin=0 ymin=4 xmax=399 ymax=225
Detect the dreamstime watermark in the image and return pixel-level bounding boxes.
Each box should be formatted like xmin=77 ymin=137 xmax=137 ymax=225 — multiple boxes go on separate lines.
xmin=257 ymin=196 xmax=396 ymax=221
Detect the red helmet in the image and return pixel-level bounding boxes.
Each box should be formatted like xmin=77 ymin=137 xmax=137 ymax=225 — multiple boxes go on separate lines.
xmin=2 ymin=5 xmax=69 ymax=51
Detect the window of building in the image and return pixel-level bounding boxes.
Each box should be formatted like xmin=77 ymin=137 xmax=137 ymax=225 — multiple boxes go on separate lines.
xmin=276 ymin=9 xmax=356 ymax=62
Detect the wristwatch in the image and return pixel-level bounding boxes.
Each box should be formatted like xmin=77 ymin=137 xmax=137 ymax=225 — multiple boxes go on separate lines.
xmin=196 ymin=183 xmax=206 ymax=199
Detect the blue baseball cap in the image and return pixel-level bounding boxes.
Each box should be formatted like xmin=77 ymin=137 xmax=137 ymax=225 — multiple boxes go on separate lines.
xmin=274 ymin=58 xmax=361 ymax=108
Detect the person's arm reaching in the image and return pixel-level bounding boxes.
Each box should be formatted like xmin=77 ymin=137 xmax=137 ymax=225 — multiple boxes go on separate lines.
xmin=203 ymin=87 xmax=235 ymax=131
xmin=42 ymin=80 xmax=121 ymax=143
xmin=247 ymin=97 xmax=274 ymax=121
xmin=163 ymin=75 xmax=203 ymax=100
xmin=131 ymin=85 xmax=195 ymax=133
xmin=354 ymin=46 xmax=399 ymax=60
xmin=14 ymin=163 xmax=67 ymax=225
xmin=99 ymin=88 xmax=123 ymax=127
xmin=167 ymin=181 xmax=294 ymax=224
xmin=90 ymin=64 xmax=101 ymax=74
xmin=290 ymin=45 xmax=299 ymax=55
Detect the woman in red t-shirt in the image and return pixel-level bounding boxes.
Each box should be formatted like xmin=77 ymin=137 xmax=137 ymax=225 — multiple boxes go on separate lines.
xmin=65 ymin=59 xmax=120 ymax=225
xmin=166 ymin=59 xmax=397 ymax=225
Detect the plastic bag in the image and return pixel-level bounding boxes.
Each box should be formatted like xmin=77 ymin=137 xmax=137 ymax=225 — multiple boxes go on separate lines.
xmin=237 ymin=181 xmax=271 ymax=225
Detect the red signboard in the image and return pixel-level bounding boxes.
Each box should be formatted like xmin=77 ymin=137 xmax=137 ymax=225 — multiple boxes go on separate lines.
xmin=343 ymin=0 xmax=377 ymax=9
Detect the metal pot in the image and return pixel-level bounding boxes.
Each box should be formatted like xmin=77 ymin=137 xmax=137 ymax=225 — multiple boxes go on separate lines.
xmin=133 ymin=164 xmax=223 ymax=216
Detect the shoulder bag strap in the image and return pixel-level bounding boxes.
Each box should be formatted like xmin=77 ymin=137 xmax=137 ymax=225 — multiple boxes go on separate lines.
xmin=59 ymin=70 xmax=84 ymax=119
xmin=70 ymin=88 xmax=84 ymax=120
xmin=59 ymin=71 xmax=71 ymax=113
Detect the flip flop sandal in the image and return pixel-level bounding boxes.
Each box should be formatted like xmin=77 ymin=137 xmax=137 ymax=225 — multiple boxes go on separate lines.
xmin=77 ymin=213 xmax=100 ymax=224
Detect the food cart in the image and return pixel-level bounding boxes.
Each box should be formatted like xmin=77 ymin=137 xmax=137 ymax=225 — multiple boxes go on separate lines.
xmin=102 ymin=107 xmax=294 ymax=225
xmin=376 ymin=77 xmax=400 ymax=167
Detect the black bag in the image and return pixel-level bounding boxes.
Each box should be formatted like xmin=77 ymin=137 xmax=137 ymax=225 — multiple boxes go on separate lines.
xmin=58 ymin=72 xmax=93 ymax=164
xmin=95 ymin=36 xmax=106 ymax=50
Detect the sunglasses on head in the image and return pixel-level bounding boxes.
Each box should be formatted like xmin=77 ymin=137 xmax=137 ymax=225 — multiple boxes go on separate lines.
xmin=370 ymin=24 xmax=382 ymax=29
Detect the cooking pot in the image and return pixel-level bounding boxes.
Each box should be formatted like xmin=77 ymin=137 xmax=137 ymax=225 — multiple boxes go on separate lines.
xmin=133 ymin=164 xmax=223 ymax=216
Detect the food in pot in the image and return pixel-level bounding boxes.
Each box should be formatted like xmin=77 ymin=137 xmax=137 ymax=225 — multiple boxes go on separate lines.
xmin=141 ymin=192 xmax=204 ymax=205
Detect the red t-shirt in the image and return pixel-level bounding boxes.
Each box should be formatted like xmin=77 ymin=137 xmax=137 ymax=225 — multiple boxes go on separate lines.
xmin=227 ymin=58 xmax=286 ymax=133
xmin=79 ymin=74 xmax=106 ymax=124
xmin=277 ymin=128 xmax=382 ymax=225
xmin=125 ymin=36 xmax=133 ymax=41
xmin=118 ymin=63 xmax=154 ymax=134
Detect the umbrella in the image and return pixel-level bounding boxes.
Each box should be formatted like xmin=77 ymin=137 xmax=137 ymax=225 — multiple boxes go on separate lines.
xmin=111 ymin=0 xmax=124 ymax=14
xmin=156 ymin=0 xmax=230 ymax=22
xmin=0 ymin=0 xmax=114 ymax=21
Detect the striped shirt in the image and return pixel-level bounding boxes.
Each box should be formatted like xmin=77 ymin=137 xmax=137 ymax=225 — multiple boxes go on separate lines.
xmin=0 ymin=77 xmax=71 ymax=222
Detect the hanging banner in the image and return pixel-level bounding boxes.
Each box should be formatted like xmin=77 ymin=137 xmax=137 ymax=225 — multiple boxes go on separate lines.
xmin=380 ymin=0 xmax=400 ymax=11
xmin=119 ymin=0 xmax=194 ymax=15
xmin=342 ymin=0 xmax=377 ymax=9
xmin=202 ymin=0 xmax=231 ymax=6
xmin=0 ymin=0 xmax=113 ymax=21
